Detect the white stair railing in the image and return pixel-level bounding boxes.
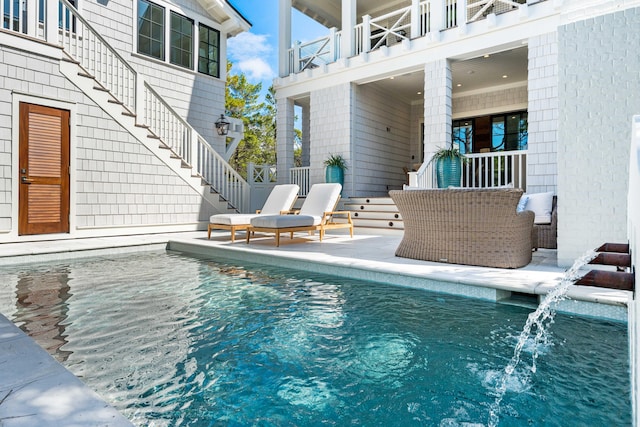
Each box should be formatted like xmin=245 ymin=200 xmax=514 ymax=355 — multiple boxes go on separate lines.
xmin=289 ymin=167 xmax=310 ymax=196
xmin=57 ymin=0 xmax=137 ymax=112
xmin=40 ymin=0 xmax=248 ymax=212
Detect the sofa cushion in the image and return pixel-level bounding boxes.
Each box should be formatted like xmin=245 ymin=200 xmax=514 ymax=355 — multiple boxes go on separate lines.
xmin=251 ymin=214 xmax=318 ymax=228
xmin=526 ymin=192 xmax=554 ymax=224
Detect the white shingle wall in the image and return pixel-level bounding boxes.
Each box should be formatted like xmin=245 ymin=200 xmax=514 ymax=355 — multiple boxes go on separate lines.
xmin=423 ymin=60 xmax=452 ymax=153
xmin=556 ymin=8 xmax=640 ymax=266
xmin=0 ymin=47 xmax=216 ymax=234
xmin=309 ymin=84 xmax=352 ymax=195
xmin=452 ymin=86 xmax=527 ymax=117
xmin=276 ymin=97 xmax=295 ymax=184
xmin=81 ymin=0 xmax=227 ymax=151
xmin=354 ymin=84 xmax=411 ymax=196
xmin=527 ymin=32 xmax=558 ymax=195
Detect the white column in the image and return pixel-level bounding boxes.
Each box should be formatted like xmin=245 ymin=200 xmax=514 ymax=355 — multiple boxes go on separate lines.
xmin=423 ymin=59 xmax=452 ymax=160
xmin=276 ymin=96 xmax=295 ymax=184
xmin=340 ymin=0 xmax=356 ymax=58
xmin=410 ymin=0 xmax=420 ymax=39
xmin=279 ymin=0 xmax=292 ymax=77
xmin=302 ymin=103 xmax=310 ymax=167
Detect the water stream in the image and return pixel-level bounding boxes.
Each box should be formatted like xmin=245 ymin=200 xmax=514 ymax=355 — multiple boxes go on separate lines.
xmin=488 ymin=249 xmax=598 ymax=427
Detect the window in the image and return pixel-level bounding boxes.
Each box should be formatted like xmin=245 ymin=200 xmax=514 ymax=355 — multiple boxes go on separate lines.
xmin=452 ymin=111 xmax=527 ymax=153
xmin=453 ymin=119 xmax=474 ymax=154
xmin=198 ymin=24 xmax=220 ymax=78
xmin=492 ymin=112 xmax=528 ymax=151
xmin=138 ymin=0 xmax=165 ymax=60
xmin=170 ymin=11 xmax=193 ymax=69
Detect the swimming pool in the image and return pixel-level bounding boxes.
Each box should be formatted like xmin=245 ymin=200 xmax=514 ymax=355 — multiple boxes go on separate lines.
xmin=0 ymin=251 xmax=630 ymax=426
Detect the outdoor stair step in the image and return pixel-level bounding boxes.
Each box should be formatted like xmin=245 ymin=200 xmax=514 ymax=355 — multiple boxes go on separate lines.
xmin=348 ymin=197 xmax=397 ymax=205
xmin=350 ymin=211 xmax=402 ymax=221
xmin=344 ymin=203 xmax=400 ymax=213
xmin=347 ymin=218 xmax=404 ymax=230
xmin=596 ymin=243 xmax=630 ymax=253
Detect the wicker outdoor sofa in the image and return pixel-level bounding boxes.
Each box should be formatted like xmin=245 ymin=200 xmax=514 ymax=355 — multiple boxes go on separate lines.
xmin=389 ymin=188 xmax=535 ymax=269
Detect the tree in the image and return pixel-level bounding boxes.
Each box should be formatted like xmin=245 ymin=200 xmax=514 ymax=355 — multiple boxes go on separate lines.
xmin=225 ymin=62 xmax=276 ymax=178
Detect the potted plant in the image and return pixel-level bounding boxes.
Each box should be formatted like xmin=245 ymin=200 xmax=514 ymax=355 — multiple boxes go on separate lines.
xmin=324 ymin=154 xmax=347 ymax=188
xmin=429 ymin=146 xmax=466 ymax=188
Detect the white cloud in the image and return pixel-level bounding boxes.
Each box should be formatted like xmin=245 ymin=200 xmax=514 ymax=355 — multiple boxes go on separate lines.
xmin=228 ymin=32 xmax=276 ymax=82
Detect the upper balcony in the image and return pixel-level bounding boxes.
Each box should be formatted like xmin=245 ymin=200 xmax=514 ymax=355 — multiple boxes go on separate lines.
xmin=283 ymin=0 xmax=550 ymax=77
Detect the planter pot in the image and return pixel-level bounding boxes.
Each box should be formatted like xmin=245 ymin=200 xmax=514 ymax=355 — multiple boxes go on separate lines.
xmin=436 ymin=157 xmax=462 ymax=188
xmin=325 ymin=165 xmax=344 ymax=189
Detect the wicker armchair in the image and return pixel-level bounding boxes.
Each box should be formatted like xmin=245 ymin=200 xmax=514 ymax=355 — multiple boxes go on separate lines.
xmin=533 ymin=195 xmax=557 ymax=249
xmin=389 ymin=188 xmax=535 ymax=269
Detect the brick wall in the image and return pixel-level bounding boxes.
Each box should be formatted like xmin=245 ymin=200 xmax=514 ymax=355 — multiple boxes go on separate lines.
xmin=556 ymin=7 xmax=640 ymax=265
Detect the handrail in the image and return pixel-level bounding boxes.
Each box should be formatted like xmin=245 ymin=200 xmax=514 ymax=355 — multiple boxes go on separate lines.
xmin=31 ymin=0 xmax=249 ymax=211
xmin=58 ymin=0 xmax=137 ymax=112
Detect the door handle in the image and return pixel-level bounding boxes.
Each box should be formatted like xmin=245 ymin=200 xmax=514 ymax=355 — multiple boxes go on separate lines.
xmin=21 ymin=176 xmax=32 ymax=184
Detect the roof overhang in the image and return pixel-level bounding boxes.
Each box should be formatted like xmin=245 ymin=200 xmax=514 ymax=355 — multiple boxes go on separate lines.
xmin=197 ymin=0 xmax=251 ymax=37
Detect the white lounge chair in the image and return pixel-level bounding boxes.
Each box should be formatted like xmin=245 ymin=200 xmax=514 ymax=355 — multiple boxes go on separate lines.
xmin=208 ymin=184 xmax=299 ymax=242
xmin=246 ymin=183 xmax=353 ymax=247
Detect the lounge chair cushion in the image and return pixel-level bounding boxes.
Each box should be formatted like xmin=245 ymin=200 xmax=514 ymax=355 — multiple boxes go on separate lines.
xmin=299 ymin=183 xmax=342 ymax=216
xmin=209 ymin=213 xmax=260 ymax=225
xmin=260 ymin=184 xmax=300 ymax=214
xmin=251 ymin=214 xmax=318 ymax=228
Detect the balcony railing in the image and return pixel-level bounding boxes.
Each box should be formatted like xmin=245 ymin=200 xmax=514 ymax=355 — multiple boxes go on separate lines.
xmin=411 ymin=150 xmax=528 ymax=190
xmin=289 ymin=167 xmax=311 ymax=196
xmin=286 ymin=0 xmax=543 ymax=75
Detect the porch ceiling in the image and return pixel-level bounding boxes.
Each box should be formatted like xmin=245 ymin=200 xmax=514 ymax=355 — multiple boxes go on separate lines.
xmin=366 ymin=47 xmax=528 ymax=103
xmin=292 ymin=0 xmax=407 ymax=29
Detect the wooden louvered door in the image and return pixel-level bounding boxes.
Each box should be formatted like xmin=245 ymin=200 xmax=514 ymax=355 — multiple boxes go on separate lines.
xmin=19 ymin=103 xmax=70 ymax=235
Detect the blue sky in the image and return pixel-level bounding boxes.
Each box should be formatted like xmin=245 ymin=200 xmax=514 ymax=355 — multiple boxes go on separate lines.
xmin=227 ymin=0 xmax=327 ymax=94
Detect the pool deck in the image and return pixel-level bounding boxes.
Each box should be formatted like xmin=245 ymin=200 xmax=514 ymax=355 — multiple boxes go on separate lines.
xmin=0 ymin=230 xmax=633 ymax=426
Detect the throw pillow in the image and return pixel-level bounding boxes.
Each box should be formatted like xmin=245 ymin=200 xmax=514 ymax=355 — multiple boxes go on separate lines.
xmin=516 ymin=195 xmax=529 ymax=212
xmin=526 ymin=192 xmax=554 ymax=224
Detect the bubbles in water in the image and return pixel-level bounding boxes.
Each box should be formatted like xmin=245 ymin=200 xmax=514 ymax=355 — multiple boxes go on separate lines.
xmin=277 ymin=377 xmax=336 ymax=411
xmin=349 ymin=333 xmax=420 ymax=386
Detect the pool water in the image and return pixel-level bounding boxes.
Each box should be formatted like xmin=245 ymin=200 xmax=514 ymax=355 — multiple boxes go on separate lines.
xmin=0 ymin=251 xmax=630 ymax=426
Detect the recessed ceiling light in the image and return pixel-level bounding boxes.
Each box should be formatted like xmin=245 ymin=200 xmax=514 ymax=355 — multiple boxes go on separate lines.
xmin=417 ymin=91 xmax=422 ymax=95
xmin=456 ymin=83 xmax=462 ymax=87
xmin=484 ymin=54 xmax=490 ymax=58
xmin=390 ymin=76 xmax=395 ymax=80
xmin=502 ymin=75 xmax=508 ymax=78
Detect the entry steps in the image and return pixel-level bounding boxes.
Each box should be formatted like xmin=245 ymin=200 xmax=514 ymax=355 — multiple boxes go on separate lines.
xmin=294 ymin=197 xmax=404 ymax=234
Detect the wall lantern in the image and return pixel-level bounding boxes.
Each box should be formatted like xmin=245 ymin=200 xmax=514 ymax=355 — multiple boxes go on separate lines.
xmin=215 ymin=114 xmax=230 ymax=136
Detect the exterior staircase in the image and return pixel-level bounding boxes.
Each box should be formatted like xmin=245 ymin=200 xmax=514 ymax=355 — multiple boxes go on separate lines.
xmin=292 ymin=196 xmax=403 ymax=234
xmin=343 ymin=197 xmax=404 ymax=234
xmin=54 ymin=0 xmax=247 ymax=214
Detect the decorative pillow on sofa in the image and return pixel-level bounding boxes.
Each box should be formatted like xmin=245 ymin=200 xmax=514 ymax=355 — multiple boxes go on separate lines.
xmin=516 ymin=195 xmax=529 ymax=212
xmin=525 ymin=192 xmax=554 ymax=224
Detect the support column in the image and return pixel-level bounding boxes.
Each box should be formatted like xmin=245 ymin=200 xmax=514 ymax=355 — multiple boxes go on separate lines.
xmin=279 ymin=0 xmax=292 ymax=77
xmin=301 ymin=103 xmax=310 ymax=167
xmin=423 ymin=59 xmax=452 ymax=161
xmin=341 ymin=0 xmax=356 ymax=58
xmin=276 ymin=96 xmax=295 ymax=184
